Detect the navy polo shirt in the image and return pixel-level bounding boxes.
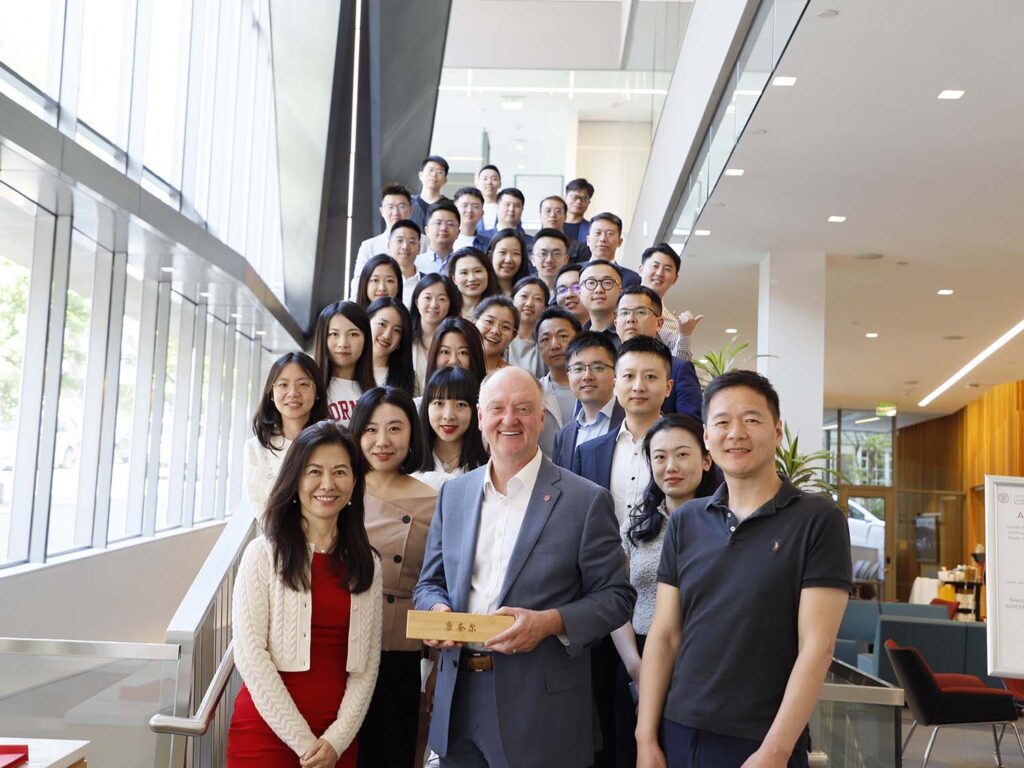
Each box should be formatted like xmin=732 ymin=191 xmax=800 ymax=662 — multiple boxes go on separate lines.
xmin=656 ymin=477 xmax=851 ymax=744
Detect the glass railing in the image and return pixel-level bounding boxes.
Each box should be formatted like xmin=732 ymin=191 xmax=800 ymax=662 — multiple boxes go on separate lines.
xmin=811 ymin=659 xmax=905 ymax=767
xmin=667 ymin=0 xmax=808 ymax=250
xmin=0 ymin=638 xmax=179 ymax=767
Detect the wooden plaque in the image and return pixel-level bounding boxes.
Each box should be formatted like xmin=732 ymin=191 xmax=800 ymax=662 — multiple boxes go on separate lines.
xmin=406 ymin=610 xmax=514 ymax=642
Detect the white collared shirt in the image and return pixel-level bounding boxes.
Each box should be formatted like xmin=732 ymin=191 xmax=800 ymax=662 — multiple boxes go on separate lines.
xmin=467 ymin=449 xmax=544 ymax=617
xmin=402 ymin=272 xmax=421 ymax=307
xmin=609 ymin=422 xmax=650 ymax=527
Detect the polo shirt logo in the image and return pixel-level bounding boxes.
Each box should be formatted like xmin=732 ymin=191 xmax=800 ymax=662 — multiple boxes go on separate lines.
xmin=771 ymin=538 xmax=781 ymax=553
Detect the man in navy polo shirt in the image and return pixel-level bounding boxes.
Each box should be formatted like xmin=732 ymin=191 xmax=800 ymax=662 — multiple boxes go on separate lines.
xmin=636 ymin=370 xmax=851 ymax=768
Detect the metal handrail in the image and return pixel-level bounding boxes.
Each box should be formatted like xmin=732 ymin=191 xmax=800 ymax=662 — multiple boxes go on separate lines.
xmin=0 ymin=637 xmax=179 ymax=660
xmin=820 ymin=658 xmax=904 ymax=707
xmin=150 ymin=641 xmax=235 ymax=736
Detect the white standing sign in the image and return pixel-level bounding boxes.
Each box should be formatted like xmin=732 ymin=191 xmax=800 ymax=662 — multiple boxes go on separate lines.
xmin=985 ymin=475 xmax=1024 ymax=677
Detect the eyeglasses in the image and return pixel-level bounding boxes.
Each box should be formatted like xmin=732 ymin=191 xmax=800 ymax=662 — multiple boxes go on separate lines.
xmin=567 ymin=362 xmax=612 ymax=375
xmin=615 ymin=307 xmax=660 ymax=320
xmin=534 ymin=249 xmax=566 ymax=262
xmin=458 ymin=203 xmax=483 ymax=212
xmin=431 ymin=220 xmax=459 ymax=230
xmin=381 ymin=204 xmax=410 ymax=213
xmin=555 ymin=283 xmax=580 ymax=296
xmin=567 ymin=193 xmax=591 ymax=203
xmin=581 ymin=277 xmax=620 ymax=291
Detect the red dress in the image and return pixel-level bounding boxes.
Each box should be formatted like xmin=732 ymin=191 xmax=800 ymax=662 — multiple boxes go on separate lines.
xmin=227 ymin=553 xmax=357 ymax=767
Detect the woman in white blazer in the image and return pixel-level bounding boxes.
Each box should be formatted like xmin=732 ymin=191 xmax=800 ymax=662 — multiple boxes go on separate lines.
xmin=228 ymin=420 xmax=382 ymax=768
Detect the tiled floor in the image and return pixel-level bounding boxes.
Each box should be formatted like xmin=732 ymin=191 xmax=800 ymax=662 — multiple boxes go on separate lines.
xmin=900 ymin=713 xmax=1024 ymax=766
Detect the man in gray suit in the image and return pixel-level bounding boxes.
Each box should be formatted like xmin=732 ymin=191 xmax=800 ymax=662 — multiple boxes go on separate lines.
xmin=414 ymin=366 xmax=635 ymax=768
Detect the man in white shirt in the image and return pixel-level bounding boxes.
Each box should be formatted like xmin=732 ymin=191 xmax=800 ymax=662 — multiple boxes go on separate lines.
xmin=387 ymin=219 xmax=424 ymax=307
xmin=638 ymin=242 xmax=704 ymax=359
xmin=476 ymin=164 xmax=501 ymax=232
xmin=348 ymin=182 xmax=415 ymax=300
xmin=535 ymin=305 xmax=582 ymax=458
xmin=414 ymin=366 xmax=634 ymax=768
xmin=416 ymin=200 xmax=461 ymax=275
xmin=453 ymin=186 xmax=490 ymax=251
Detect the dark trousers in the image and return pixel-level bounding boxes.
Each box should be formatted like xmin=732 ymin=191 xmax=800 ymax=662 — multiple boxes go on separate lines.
xmin=661 ymin=721 xmax=809 ymax=768
xmin=357 ymin=650 xmax=421 ymax=768
xmin=590 ymin=635 xmax=619 ymax=767
xmin=613 ymin=633 xmax=646 ymax=767
xmin=441 ymin=664 xmax=509 ymax=768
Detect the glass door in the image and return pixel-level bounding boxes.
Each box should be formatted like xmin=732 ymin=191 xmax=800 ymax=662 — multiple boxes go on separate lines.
xmin=840 ymin=488 xmax=893 ymax=601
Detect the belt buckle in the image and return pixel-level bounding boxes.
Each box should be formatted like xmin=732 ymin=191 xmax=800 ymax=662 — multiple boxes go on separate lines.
xmin=465 ymin=651 xmax=493 ymax=672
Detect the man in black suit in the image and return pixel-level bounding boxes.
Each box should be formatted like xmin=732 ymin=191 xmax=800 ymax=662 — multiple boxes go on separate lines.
xmin=551 ymin=332 xmax=623 ymax=469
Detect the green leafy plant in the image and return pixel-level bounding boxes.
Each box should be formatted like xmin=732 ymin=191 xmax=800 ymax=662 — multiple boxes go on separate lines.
xmin=694 ymin=336 xmax=774 ymax=385
xmin=776 ymin=423 xmax=847 ymax=500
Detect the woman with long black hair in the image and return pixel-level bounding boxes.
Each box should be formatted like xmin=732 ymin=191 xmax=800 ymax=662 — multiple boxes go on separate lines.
xmin=366 ymin=297 xmax=414 ymax=394
xmin=228 ymin=421 xmax=382 ymax=768
xmin=412 ymin=366 xmax=488 ymax=491
xmin=313 ymin=301 xmax=376 ymax=426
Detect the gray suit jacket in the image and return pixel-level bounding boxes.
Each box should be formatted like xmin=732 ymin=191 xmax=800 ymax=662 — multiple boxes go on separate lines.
xmin=413 ymin=456 xmax=635 ymax=767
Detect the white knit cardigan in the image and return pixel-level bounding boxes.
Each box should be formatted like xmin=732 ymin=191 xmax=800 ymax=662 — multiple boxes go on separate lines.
xmin=231 ymin=535 xmax=383 ymax=757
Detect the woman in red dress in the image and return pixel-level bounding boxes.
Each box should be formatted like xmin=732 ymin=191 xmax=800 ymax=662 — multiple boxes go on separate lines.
xmin=228 ymin=420 xmax=383 ymax=768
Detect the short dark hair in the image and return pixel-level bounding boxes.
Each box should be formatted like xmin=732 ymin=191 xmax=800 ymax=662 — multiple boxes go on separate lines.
xmin=580 ymin=258 xmax=622 ymax=279
xmin=478 ymin=164 xmax=500 ymax=179
xmin=556 ymin=262 xmax=583 ymax=281
xmin=533 ymin=228 xmax=569 ymax=248
xmin=427 ymin=199 xmax=460 ymax=226
xmin=618 ymin=285 xmax=663 ymax=316
xmin=539 ymin=195 xmax=567 ymax=213
xmin=535 ymin=305 xmax=582 ymax=342
xmin=512 ymin=275 xmax=551 ymax=306
xmin=454 ymin=185 xmax=484 ymax=204
xmin=389 ymin=219 xmax=422 ymax=238
xmin=702 ymin=369 xmax=781 ymax=424
xmin=616 ymin=335 xmax=673 ymax=377
xmin=640 ymin=242 xmax=681 ymax=271
xmin=351 ymin=386 xmax=425 ymax=474
xmin=418 ymin=366 xmax=488 ymax=473
xmin=263 ymin=420 xmax=375 ymax=593
xmin=590 ymin=212 xmax=623 ymax=234
xmin=566 ymin=178 xmax=595 ymax=198
xmin=422 ymin=155 xmax=449 ymax=174
xmin=497 ymin=187 xmax=525 ymax=205
xmin=252 ymin=352 xmax=329 ymax=452
xmin=380 ymin=182 xmax=412 ymax=203
xmin=565 ymin=330 xmax=617 ymax=364
xmin=474 ymin=294 xmax=520 ymax=334
xmin=410 ymin=274 xmax=461 ymax=344
xmin=356 ymin=254 xmax=403 ymax=309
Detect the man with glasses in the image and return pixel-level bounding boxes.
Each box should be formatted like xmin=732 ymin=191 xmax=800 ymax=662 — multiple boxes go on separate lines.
xmin=412 ymin=155 xmax=451 ymax=227
xmin=554 ymin=264 xmax=589 ymax=326
xmin=639 ymin=243 xmax=704 ymax=361
xmin=579 ymin=260 xmax=623 ymax=348
xmin=453 ymin=186 xmax=490 ymax=251
xmin=564 ymin=178 xmax=595 ymax=244
xmin=614 ymin=286 xmax=702 ymax=422
xmin=416 ymin=201 xmax=461 ymax=275
xmin=551 ymin=332 xmax=623 ymax=469
xmin=348 ymin=182 xmax=419 ymax=299
xmin=530 ymin=229 xmax=571 ymax=292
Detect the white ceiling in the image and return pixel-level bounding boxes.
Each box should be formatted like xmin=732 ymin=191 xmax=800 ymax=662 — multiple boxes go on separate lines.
xmin=676 ymin=0 xmax=1024 ymax=417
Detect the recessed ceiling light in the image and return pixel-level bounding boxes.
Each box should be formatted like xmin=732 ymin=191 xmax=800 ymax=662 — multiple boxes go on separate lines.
xmin=827 ymin=215 xmax=847 ymax=223
xmin=514 ymin=143 xmax=524 ymax=151
xmin=198 ymin=291 xmax=212 ymax=298
xmin=231 ymin=313 xmax=243 ymax=319
xmin=854 ymin=253 xmax=884 ymax=261
xmin=750 ymin=128 xmax=768 ymax=135
xmin=724 ymin=168 xmax=745 ymax=176
xmin=725 ymin=328 xmax=738 ymax=334
xmin=693 ymin=229 xmax=711 ymax=236
xmin=937 ymin=289 xmax=954 ymax=296
xmin=919 ymin=315 xmax=1024 ymax=406
xmin=965 ymin=382 xmax=981 ymax=389
xmin=255 ymin=330 xmax=267 ymax=336
xmin=942 ymin=335 xmax=964 ymax=341
xmin=516 ymin=163 xmax=525 ymax=170
xmin=865 ymin=332 xmax=879 ymax=339
xmin=772 ymin=76 xmax=797 ymax=87
xmin=937 ymin=90 xmax=965 ymax=100
xmin=817 ymin=9 xmax=839 ymax=17
xmin=854 ymin=416 xmax=880 ymax=425
xmin=904 ymin=380 xmax=919 ymax=385
xmin=161 ymin=266 xmax=175 ymax=273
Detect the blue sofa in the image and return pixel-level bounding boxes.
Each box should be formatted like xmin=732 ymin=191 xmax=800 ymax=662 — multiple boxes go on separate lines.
xmin=834 ymin=601 xmax=949 ymax=667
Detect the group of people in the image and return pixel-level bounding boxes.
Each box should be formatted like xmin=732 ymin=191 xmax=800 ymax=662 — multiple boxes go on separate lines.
xmin=228 ymin=159 xmax=854 ymax=768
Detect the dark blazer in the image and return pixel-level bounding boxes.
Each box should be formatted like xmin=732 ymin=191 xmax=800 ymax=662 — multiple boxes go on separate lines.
xmin=662 ymin=357 xmax=703 ymax=422
xmin=571 ymin=425 xmax=619 ymax=490
xmin=552 ymin=402 xmax=625 ymax=470
xmin=413 ymin=457 xmax=635 ymax=768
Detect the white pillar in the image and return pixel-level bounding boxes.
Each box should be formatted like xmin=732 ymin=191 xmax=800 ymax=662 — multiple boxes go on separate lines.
xmin=757 ymin=253 xmax=826 ymax=448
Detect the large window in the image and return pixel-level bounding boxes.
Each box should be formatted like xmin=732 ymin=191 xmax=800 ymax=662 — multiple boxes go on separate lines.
xmin=77 ymin=0 xmax=134 ymax=145
xmin=0 ymin=0 xmax=64 ymax=98
xmin=142 ymin=0 xmax=192 ymax=185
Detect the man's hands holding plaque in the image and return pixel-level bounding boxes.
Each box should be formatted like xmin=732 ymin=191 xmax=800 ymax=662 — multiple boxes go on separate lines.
xmin=486 ymin=607 xmax=565 ymax=655
xmin=412 ymin=604 xmax=565 ymax=654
